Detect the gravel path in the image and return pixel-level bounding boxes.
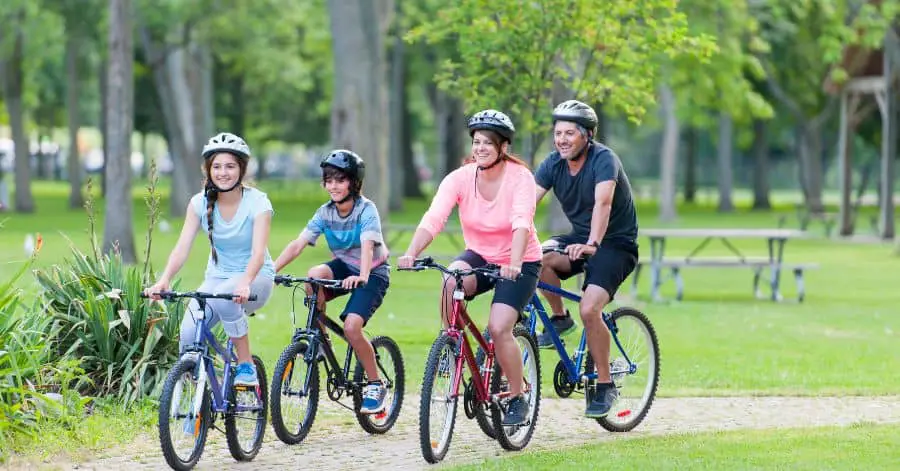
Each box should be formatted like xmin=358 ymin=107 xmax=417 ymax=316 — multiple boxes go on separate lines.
xmin=60 ymin=394 xmax=900 ymax=470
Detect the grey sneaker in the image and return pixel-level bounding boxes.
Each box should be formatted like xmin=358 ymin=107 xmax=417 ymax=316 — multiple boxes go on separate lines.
xmin=586 ymin=382 xmax=619 ymax=418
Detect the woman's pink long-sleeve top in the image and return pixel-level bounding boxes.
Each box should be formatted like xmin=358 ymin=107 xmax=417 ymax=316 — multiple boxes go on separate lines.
xmin=417 ymin=162 xmax=542 ymax=265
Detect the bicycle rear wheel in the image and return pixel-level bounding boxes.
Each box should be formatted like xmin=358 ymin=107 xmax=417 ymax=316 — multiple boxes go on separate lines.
xmin=270 ymin=340 xmax=320 ymax=445
xmin=353 ymin=335 xmax=406 ymax=434
xmin=587 ymin=307 xmax=660 ymax=432
xmin=158 ymin=357 xmax=211 ymax=471
xmin=225 ymin=355 xmax=268 ymax=461
xmin=490 ymin=325 xmax=541 ymax=451
xmin=419 ymin=333 xmax=460 ymax=464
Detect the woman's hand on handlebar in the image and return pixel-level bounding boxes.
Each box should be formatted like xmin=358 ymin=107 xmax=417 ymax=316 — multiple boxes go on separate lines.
xmin=397 ymin=254 xmax=416 ymax=269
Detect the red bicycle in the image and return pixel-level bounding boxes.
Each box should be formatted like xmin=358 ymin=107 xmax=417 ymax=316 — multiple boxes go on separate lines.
xmin=400 ymin=256 xmax=541 ymax=464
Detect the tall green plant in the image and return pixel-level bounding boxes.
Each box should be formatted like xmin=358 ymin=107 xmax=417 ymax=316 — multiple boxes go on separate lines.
xmin=33 ymin=172 xmax=183 ymax=407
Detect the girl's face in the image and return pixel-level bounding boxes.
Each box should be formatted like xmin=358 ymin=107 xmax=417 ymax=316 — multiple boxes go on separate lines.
xmin=324 ymin=171 xmax=351 ymax=202
xmin=209 ymin=153 xmax=242 ymax=190
xmin=471 ymin=130 xmax=505 ymax=168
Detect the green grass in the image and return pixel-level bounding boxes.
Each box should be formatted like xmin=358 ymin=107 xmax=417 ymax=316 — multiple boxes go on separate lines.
xmin=2 ymin=179 xmax=900 ymax=462
xmin=449 ymin=422 xmax=900 ymax=470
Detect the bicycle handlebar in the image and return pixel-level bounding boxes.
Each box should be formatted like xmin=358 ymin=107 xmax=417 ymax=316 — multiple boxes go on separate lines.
xmin=542 ymin=244 xmax=591 ymax=259
xmin=398 ymin=256 xmax=504 ymax=280
xmin=141 ymin=291 xmax=258 ymax=302
xmin=274 ymin=274 xmax=356 ymax=290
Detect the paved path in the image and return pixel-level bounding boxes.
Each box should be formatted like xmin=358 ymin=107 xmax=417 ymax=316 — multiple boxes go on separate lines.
xmin=54 ymin=395 xmax=900 ymax=470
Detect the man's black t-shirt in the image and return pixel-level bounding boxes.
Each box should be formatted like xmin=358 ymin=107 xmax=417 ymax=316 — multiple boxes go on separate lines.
xmin=534 ymin=141 xmax=638 ymax=251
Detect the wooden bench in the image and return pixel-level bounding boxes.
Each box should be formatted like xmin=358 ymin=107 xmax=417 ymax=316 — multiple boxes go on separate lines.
xmin=631 ymin=257 xmax=819 ymax=302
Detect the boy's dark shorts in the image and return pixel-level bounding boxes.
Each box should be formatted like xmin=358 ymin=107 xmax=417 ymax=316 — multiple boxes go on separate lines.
xmin=322 ymin=258 xmax=389 ymax=325
xmin=545 ymin=233 xmax=638 ymax=300
xmin=453 ymin=249 xmax=540 ymax=313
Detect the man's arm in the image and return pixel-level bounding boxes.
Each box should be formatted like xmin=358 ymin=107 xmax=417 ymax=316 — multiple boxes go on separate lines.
xmin=586 ymin=181 xmax=615 ymax=246
xmin=535 ymin=184 xmax=549 ymax=204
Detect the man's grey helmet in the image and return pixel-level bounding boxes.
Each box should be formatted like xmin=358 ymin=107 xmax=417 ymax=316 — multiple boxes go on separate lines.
xmin=467 ymin=109 xmax=516 ymax=142
xmin=202 ymin=132 xmax=251 ymax=160
xmin=552 ymin=100 xmax=598 ymax=132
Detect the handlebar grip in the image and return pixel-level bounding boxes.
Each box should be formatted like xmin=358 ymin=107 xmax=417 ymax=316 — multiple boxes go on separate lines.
xmin=248 ymin=294 xmax=258 ymax=301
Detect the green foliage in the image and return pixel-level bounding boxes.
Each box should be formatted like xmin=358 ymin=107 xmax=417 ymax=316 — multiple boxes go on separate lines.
xmin=672 ymin=0 xmax=774 ymax=132
xmin=408 ymin=0 xmax=714 ymax=139
xmin=755 ymin=0 xmax=899 ymax=119
xmin=32 ymin=245 xmax=184 ymax=407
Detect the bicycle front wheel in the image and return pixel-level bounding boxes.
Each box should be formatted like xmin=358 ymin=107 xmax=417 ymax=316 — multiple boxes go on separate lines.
xmin=158 ymin=357 xmax=211 ymax=471
xmin=270 ymin=340 xmax=320 ymax=445
xmin=225 ymin=355 xmax=268 ymax=461
xmin=419 ymin=333 xmax=460 ymax=464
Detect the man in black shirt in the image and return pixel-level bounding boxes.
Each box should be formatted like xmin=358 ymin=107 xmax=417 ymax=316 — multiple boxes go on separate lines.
xmin=534 ymin=99 xmax=639 ymax=418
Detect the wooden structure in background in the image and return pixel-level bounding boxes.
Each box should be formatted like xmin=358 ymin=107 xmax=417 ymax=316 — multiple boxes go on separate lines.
xmin=825 ymin=25 xmax=900 ymax=239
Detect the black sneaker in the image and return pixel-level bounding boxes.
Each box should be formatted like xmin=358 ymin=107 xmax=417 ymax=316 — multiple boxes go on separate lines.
xmin=537 ymin=314 xmax=576 ymax=348
xmin=586 ymin=382 xmax=619 ymax=418
xmin=502 ymin=395 xmax=528 ymax=426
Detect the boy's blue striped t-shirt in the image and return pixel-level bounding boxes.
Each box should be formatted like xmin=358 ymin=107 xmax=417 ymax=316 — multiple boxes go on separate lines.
xmin=300 ymin=196 xmax=390 ymax=281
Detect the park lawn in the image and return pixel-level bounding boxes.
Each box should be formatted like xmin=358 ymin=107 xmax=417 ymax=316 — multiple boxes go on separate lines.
xmin=449 ymin=422 xmax=900 ymax=470
xmin=1 ymin=180 xmax=899 ymax=461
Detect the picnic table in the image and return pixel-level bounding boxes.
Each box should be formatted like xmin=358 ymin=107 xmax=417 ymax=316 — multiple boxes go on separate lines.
xmin=631 ymin=228 xmax=817 ymax=302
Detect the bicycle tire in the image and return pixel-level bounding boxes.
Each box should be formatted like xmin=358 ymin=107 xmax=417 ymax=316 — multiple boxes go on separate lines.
xmin=490 ymin=324 xmax=541 ymax=451
xmin=352 ymin=335 xmax=406 ymax=434
xmin=270 ymin=340 xmax=320 ymax=445
xmin=586 ymin=307 xmax=660 ymax=432
xmin=158 ymin=357 xmax=211 ymax=471
xmin=419 ymin=333 xmax=459 ymax=464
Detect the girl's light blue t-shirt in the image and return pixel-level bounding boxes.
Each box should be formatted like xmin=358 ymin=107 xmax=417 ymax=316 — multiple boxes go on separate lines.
xmin=190 ymin=187 xmax=276 ymax=279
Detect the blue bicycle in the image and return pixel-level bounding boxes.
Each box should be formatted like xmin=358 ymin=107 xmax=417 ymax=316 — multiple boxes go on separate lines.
xmin=145 ymin=291 xmax=267 ymax=471
xmin=525 ymin=246 xmax=659 ymax=432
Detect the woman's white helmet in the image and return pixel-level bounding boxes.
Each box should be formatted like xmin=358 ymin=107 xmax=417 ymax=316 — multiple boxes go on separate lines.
xmin=202 ymin=132 xmax=251 ymax=160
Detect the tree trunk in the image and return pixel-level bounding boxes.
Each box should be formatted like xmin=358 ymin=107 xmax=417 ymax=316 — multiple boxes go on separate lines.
xmin=798 ymin=124 xmax=825 ymax=212
xmin=138 ymin=25 xmax=208 ymax=216
xmin=751 ymin=119 xmax=771 ymax=210
xmin=684 ymin=126 xmax=697 ymax=203
xmin=592 ymin=101 xmax=607 ymax=144
xmin=658 ymin=85 xmax=679 ymax=222
xmin=328 ymin=0 xmax=392 ymax=212
xmin=99 ymin=58 xmax=109 ymax=196
xmin=103 ymin=0 xmax=136 ymax=263
xmin=717 ymin=111 xmax=734 ymax=212
xmin=388 ymin=1 xmax=408 ymax=210
xmin=0 ymin=18 xmax=34 ymax=213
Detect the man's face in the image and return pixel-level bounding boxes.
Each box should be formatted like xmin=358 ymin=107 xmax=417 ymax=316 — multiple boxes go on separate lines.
xmin=553 ymin=121 xmax=587 ymax=160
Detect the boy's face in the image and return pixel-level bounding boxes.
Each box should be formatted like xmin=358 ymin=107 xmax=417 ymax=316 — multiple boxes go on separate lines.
xmin=324 ymin=173 xmax=351 ymax=202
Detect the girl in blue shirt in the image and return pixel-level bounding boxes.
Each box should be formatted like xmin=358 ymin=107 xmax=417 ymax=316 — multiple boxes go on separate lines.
xmin=145 ymin=132 xmax=275 ymax=387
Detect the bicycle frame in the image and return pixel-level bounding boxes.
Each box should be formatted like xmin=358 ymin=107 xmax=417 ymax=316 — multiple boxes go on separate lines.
xmin=281 ymin=278 xmax=364 ymax=400
xmin=526 ymin=280 xmax=637 ymax=383
xmin=445 ymin=287 xmax=495 ymax=404
xmin=182 ymin=298 xmax=256 ymax=414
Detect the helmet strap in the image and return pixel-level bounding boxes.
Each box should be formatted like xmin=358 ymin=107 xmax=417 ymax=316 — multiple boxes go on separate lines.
xmin=209 ymin=177 xmax=243 ymax=194
xmin=477 ymin=156 xmax=504 ymax=171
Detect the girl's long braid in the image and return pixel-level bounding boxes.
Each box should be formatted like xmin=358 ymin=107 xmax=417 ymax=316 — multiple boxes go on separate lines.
xmin=205 ymin=181 xmax=219 ymax=264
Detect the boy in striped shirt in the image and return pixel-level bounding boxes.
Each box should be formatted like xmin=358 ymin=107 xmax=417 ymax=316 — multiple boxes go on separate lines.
xmin=274 ymin=149 xmax=390 ymax=414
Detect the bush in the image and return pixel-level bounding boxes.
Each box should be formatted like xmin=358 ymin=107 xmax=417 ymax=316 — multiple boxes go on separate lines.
xmin=33 ymin=247 xmax=185 ymax=407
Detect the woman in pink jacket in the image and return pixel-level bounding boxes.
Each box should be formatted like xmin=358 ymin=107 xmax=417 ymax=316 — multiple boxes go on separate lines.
xmin=397 ymin=109 xmax=542 ymax=426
